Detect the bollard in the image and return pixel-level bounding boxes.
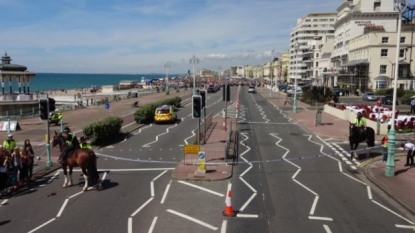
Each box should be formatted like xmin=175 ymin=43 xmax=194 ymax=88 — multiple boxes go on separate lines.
xmin=46 ymin=143 xmax=52 ymax=167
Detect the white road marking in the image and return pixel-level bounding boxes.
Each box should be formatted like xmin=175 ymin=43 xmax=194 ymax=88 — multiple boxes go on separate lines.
xmin=237 ymin=121 xmax=295 ymax=125
xmin=239 ymin=177 xmax=257 ymax=193
xmin=221 ymin=220 xmax=227 ymax=233
xmin=236 ymin=214 xmax=258 ymax=218
xmin=0 ymin=199 xmax=7 ymax=207
xmin=166 ymin=209 xmax=218 ymax=230
xmin=56 ymin=199 xmax=69 ymax=217
xmin=133 ymin=124 xmax=153 ymax=135
xmin=184 ymin=130 xmax=196 ymax=145
xmin=177 ymin=181 xmax=224 ymax=197
xmin=128 ymin=217 xmax=133 ymax=233
xmin=131 ymin=197 xmax=154 ymax=217
xmin=161 ymin=180 xmax=172 ymax=204
xmin=153 ymin=170 xmax=168 ymax=181
xmin=239 ymin=165 xmax=252 ymax=177
xmin=142 ymin=123 xmax=178 ymax=147
xmin=72 ymin=168 xmax=175 ymax=172
xmin=323 ymin=224 xmax=332 ymax=233
xmin=148 ymin=216 xmax=158 ymax=233
xmin=308 ymin=216 xmax=333 ymax=221
xmin=239 ymin=193 xmax=257 ymax=212
xmin=121 ymin=121 xmax=136 ymax=129
xmin=395 ymin=224 xmax=415 ymax=229
xmin=151 ymin=181 xmax=155 ymax=197
xmin=310 ymin=196 xmax=319 ymax=215
xmin=28 ymin=218 xmax=56 ymax=233
xmin=68 ymin=191 xmax=83 ymax=199
xmin=372 ymin=200 xmax=415 ymax=224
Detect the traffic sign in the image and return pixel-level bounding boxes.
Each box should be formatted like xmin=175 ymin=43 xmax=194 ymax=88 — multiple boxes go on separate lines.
xmin=197 ymin=151 xmax=206 ymax=174
xmin=105 ymin=102 xmax=110 ymax=109
xmin=184 ymin=145 xmax=200 ymax=154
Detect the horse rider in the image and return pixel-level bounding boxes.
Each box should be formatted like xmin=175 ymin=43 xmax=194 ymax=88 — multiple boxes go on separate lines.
xmin=3 ymin=134 xmax=16 ymax=152
xmin=354 ymin=112 xmax=367 ymax=140
xmin=400 ymin=141 xmax=415 ymax=166
xmin=58 ymin=127 xmax=80 ymax=164
xmin=79 ymin=136 xmax=92 ymax=149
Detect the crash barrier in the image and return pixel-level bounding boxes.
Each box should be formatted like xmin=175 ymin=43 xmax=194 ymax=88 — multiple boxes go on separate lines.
xmin=0 ymin=104 xmax=78 ymax=121
xmin=183 ymin=149 xmax=227 ymax=165
xmin=323 ymin=105 xmax=388 ymax=135
xmin=96 ymin=145 xmax=383 ymax=165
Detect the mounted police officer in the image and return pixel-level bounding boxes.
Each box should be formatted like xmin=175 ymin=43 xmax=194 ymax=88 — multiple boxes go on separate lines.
xmin=79 ymin=136 xmax=91 ymax=149
xmin=354 ymin=112 xmax=367 ymax=140
xmin=58 ymin=127 xmax=80 ymax=164
xmin=3 ymin=134 xmax=16 ymax=152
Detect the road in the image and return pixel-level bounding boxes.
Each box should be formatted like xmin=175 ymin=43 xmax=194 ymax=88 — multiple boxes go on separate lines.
xmin=1 ymin=87 xmax=415 ymax=233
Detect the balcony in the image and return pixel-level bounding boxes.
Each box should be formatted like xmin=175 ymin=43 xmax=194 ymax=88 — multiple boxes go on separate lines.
xmin=303 ymin=57 xmax=313 ymax=63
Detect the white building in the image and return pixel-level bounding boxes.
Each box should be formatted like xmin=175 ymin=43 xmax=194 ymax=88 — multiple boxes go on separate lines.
xmin=289 ymin=12 xmax=337 ymax=84
xmin=236 ymin=66 xmax=245 ymax=77
xmin=331 ymin=0 xmax=398 ymax=92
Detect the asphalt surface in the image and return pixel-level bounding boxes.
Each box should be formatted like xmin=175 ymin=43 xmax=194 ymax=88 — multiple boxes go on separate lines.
xmin=1 ymin=87 xmax=415 ymax=233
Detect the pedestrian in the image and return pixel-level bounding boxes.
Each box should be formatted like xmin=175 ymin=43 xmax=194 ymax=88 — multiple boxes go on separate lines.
xmin=411 ymin=98 xmax=415 ymax=113
xmin=24 ymin=139 xmax=35 ymax=180
xmin=11 ymin=147 xmax=21 ymax=184
xmin=356 ymin=88 xmax=360 ymax=96
xmin=3 ymin=134 xmax=16 ymax=152
xmin=400 ymin=142 xmax=415 ymax=166
xmin=0 ymin=150 xmax=9 ymax=193
xmin=381 ymin=135 xmax=388 ymax=162
xmin=19 ymin=147 xmax=30 ymax=184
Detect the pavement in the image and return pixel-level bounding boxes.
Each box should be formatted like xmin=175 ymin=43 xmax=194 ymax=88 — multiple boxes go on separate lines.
xmin=7 ymin=85 xmax=415 ymax=217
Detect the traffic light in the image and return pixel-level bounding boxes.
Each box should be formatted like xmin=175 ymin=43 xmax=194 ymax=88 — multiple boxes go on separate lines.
xmin=39 ymin=99 xmax=49 ymax=120
xmin=192 ymin=95 xmax=202 ymax=119
xmin=200 ymin=90 xmax=206 ymax=108
xmin=48 ymin=98 xmax=56 ymax=112
xmin=222 ymin=84 xmax=230 ymax=101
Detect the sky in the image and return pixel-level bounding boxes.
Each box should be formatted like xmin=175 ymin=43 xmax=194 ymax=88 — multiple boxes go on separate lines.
xmin=0 ymin=0 xmax=340 ymax=74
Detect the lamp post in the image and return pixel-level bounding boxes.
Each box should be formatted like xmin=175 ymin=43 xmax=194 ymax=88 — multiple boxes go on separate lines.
xmin=270 ymin=49 xmax=274 ymax=97
xmin=164 ymin=62 xmax=170 ymax=93
xmin=190 ymin=55 xmax=199 ymax=95
xmin=386 ymin=0 xmax=409 ymax=177
xmin=293 ymin=42 xmax=300 ymax=113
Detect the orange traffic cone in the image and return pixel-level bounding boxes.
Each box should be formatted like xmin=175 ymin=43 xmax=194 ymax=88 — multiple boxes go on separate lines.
xmin=222 ymin=191 xmax=236 ymax=217
xmin=222 ymin=121 xmax=226 ymax=130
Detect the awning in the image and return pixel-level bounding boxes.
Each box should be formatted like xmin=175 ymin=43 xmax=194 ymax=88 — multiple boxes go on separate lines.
xmin=341 ymin=59 xmax=369 ymax=67
xmin=374 ymin=75 xmax=391 ymax=81
xmin=392 ymin=60 xmax=410 ymax=65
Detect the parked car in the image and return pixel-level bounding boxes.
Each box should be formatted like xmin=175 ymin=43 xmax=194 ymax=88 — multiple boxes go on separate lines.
xmin=381 ymin=95 xmax=398 ymax=105
xmin=248 ymin=85 xmax=256 ymax=93
xmin=362 ymin=92 xmax=377 ymax=101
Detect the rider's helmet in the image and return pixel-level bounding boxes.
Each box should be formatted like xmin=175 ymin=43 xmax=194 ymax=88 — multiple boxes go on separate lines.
xmin=80 ymin=136 xmax=86 ymax=142
xmin=63 ymin=127 xmax=71 ymax=132
xmin=7 ymin=134 xmax=12 ymax=138
xmin=357 ymin=112 xmax=362 ymax=117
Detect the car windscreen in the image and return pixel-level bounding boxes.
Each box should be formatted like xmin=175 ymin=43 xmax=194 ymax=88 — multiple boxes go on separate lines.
xmin=158 ymin=109 xmax=170 ymax=114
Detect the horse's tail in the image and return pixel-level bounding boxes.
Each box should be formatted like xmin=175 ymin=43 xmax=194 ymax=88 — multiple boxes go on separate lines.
xmin=87 ymin=151 xmax=99 ymax=183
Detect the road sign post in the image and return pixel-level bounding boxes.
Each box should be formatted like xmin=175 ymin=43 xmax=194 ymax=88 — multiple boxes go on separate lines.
xmin=200 ymin=90 xmax=206 ymax=144
xmin=105 ymin=102 xmax=110 ymax=116
xmin=196 ymin=151 xmax=206 ymax=174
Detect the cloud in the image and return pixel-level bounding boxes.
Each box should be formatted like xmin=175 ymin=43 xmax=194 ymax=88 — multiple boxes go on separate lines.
xmin=205 ymin=53 xmax=231 ymax=60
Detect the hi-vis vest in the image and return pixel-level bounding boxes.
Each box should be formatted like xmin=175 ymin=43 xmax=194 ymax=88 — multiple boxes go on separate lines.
xmin=3 ymin=139 xmax=16 ymax=150
xmin=80 ymin=143 xmax=91 ymax=149
xmin=66 ymin=134 xmax=75 ymax=146
xmin=354 ymin=117 xmax=366 ymax=127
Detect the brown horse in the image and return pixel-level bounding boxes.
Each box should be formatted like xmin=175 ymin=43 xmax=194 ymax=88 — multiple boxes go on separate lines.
xmin=51 ymin=132 xmax=102 ymax=191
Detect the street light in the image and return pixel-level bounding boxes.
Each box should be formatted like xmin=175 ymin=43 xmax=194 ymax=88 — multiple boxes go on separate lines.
xmin=293 ymin=42 xmax=300 ymax=113
xmin=270 ymin=49 xmax=274 ymax=97
xmin=386 ymin=0 xmax=409 ymax=177
xmin=190 ymin=55 xmax=199 ymax=95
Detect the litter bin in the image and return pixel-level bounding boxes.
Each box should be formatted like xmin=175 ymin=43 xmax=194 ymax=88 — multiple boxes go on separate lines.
xmin=315 ymin=108 xmax=323 ymax=126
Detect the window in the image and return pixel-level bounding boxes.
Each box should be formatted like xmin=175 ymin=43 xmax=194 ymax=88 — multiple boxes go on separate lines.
xmin=379 ymin=65 xmax=387 ymax=74
xmin=401 ymin=37 xmax=406 ymax=43
xmin=381 ymin=49 xmax=388 ymax=57
xmin=381 ymin=37 xmax=389 ymax=43
xmin=316 ymin=53 xmax=319 ymax=58
xmin=316 ymin=62 xmax=319 ymax=67
xmin=376 ymin=81 xmax=388 ymax=89
xmin=374 ymin=2 xmax=381 ymax=11
xmin=306 ymin=19 xmax=311 ymax=22
xmin=330 ymin=18 xmax=335 ymax=21
xmin=319 ymin=19 xmax=328 ymax=22
xmin=313 ymin=19 xmax=318 ymax=22
xmin=399 ymin=49 xmax=405 ymax=58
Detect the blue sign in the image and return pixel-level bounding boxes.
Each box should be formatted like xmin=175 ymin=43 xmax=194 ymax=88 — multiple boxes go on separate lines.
xmin=105 ymin=103 xmax=110 ymax=109
xmin=198 ymin=152 xmax=205 ymax=160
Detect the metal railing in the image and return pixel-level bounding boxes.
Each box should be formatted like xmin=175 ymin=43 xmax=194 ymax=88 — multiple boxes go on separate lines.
xmin=183 ymin=150 xmax=227 ymax=165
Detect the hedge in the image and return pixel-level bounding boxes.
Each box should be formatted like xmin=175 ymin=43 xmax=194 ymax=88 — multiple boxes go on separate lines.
xmin=133 ymin=96 xmax=182 ymax=124
xmin=83 ymin=116 xmax=124 ymax=144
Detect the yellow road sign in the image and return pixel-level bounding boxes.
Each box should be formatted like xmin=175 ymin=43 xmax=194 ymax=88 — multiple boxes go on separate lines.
xmin=184 ymin=145 xmax=200 ymax=154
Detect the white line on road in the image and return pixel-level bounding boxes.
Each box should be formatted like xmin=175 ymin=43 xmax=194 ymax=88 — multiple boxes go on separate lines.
xmin=166 ymin=209 xmax=218 ymax=230
xmin=177 ymin=181 xmax=224 ymax=197
xmin=239 ymin=193 xmax=257 ymax=212
xmin=121 ymin=121 xmax=136 ymax=129
xmin=56 ymin=199 xmax=69 ymax=217
xmin=372 ymin=200 xmax=415 ymax=224
xmin=131 ymin=197 xmax=154 ymax=217
xmin=323 ymin=224 xmax=332 ymax=233
xmin=239 ymin=177 xmax=257 ymax=193
xmin=239 ymin=165 xmax=252 ymax=177
xmin=72 ymin=168 xmax=175 ymax=172
xmin=128 ymin=217 xmax=133 ymax=233
xmin=395 ymin=224 xmax=415 ymax=229
xmin=237 ymin=214 xmax=258 ymax=218
xmin=133 ymin=124 xmax=153 ymax=135
xmin=367 ymin=186 xmax=372 ymax=200
xmin=310 ymin=196 xmax=319 ymax=215
xmin=143 ymin=124 xmax=177 ymax=147
xmin=308 ymin=216 xmax=333 ymax=221
xmin=68 ymin=191 xmax=83 ymax=199
xmin=221 ymin=220 xmax=227 ymax=233
xmin=148 ymin=216 xmax=158 ymax=233
xmin=0 ymin=199 xmax=7 ymax=207
xmin=161 ymin=180 xmax=172 ymax=204
xmin=152 ymin=170 xmax=168 ymax=181
xmin=151 ymin=181 xmax=154 ymax=197
xmin=28 ymin=218 xmax=56 ymax=233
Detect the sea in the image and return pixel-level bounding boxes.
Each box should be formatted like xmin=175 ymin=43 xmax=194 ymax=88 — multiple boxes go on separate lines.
xmin=6 ymin=73 xmax=180 ymax=92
